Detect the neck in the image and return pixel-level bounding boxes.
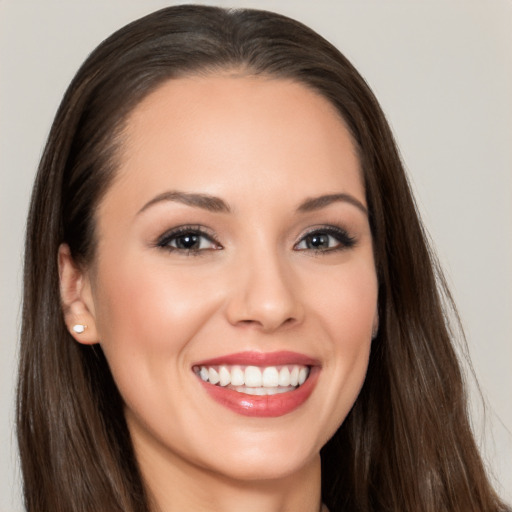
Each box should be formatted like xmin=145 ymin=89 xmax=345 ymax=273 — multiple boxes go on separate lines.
xmin=133 ymin=430 xmax=322 ymax=512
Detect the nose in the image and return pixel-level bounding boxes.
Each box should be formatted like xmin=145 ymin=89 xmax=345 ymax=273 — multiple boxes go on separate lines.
xmin=225 ymin=248 xmax=304 ymax=332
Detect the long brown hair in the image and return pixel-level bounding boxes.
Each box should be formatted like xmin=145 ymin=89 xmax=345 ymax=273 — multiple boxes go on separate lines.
xmin=18 ymin=5 xmax=509 ymax=512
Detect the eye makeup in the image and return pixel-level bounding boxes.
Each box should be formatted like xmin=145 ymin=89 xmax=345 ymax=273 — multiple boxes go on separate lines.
xmin=154 ymin=221 xmax=357 ymax=257
xmin=155 ymin=224 xmax=222 ymax=255
xmin=294 ymin=225 xmax=357 ymax=253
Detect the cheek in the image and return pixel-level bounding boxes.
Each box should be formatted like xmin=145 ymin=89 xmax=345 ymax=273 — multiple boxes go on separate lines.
xmin=310 ymin=256 xmax=377 ymax=342
xmin=90 ymin=254 xmax=223 ymax=381
xmin=306 ymin=259 xmax=377 ymax=417
xmin=89 ymin=255 xmax=230 ymax=446
xmin=331 ymin=268 xmax=376 ymax=367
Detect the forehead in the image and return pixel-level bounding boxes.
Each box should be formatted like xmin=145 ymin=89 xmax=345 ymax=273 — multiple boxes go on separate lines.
xmin=104 ymin=74 xmax=364 ymax=213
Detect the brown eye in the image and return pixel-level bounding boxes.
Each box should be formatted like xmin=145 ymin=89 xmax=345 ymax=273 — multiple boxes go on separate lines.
xmin=295 ymin=227 xmax=356 ymax=252
xmin=173 ymin=233 xmax=202 ymax=250
xmin=303 ymin=233 xmax=332 ymax=249
xmin=157 ymin=227 xmax=220 ymax=253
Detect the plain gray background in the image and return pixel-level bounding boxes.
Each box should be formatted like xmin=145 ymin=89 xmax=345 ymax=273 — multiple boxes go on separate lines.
xmin=1 ymin=1 xmax=511 ymax=510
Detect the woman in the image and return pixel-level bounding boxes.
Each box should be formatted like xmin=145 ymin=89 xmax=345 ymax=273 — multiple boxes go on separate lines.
xmin=17 ymin=5 xmax=510 ymax=512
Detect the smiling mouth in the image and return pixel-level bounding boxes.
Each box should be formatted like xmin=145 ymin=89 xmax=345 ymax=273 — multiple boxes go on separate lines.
xmin=192 ymin=351 xmax=319 ymax=417
xmin=193 ymin=364 xmax=310 ymax=395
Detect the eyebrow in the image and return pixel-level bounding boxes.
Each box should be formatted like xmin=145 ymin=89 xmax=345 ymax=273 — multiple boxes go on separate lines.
xmin=137 ymin=190 xmax=367 ymax=216
xmin=137 ymin=191 xmax=231 ymax=215
xmin=297 ymin=193 xmax=368 ymax=215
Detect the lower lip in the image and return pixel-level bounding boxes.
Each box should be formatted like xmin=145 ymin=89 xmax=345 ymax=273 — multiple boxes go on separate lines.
xmin=197 ymin=367 xmax=320 ymax=417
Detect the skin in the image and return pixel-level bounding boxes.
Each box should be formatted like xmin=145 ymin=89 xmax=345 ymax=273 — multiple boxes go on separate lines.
xmin=59 ymin=74 xmax=378 ymax=512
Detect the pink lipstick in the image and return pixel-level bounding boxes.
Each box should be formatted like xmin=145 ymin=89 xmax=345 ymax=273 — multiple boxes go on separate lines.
xmin=193 ymin=351 xmax=320 ymax=417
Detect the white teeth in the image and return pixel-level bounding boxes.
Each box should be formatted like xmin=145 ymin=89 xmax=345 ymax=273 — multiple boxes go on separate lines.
xmin=290 ymin=366 xmax=299 ymax=386
xmin=234 ymin=386 xmax=296 ymax=396
xmin=278 ymin=366 xmax=291 ymax=387
xmin=208 ymin=367 xmax=220 ymax=385
xmin=262 ymin=366 xmax=279 ymax=387
xmin=219 ymin=366 xmax=230 ymax=386
xmin=200 ymin=367 xmax=209 ymax=382
xmin=196 ymin=364 xmax=311 ymax=392
xmin=231 ymin=366 xmax=244 ymax=386
xmin=298 ymin=367 xmax=308 ymax=385
xmin=244 ymin=366 xmax=262 ymax=387
xmin=247 ymin=386 xmax=265 ymax=395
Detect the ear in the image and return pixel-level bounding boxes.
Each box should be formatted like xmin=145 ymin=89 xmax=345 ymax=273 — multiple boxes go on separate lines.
xmin=58 ymin=243 xmax=100 ymax=345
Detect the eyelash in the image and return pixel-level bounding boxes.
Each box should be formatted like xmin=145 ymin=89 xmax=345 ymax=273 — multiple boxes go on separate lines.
xmin=155 ymin=224 xmax=356 ymax=255
xmin=294 ymin=225 xmax=356 ymax=253
xmin=156 ymin=225 xmax=221 ymax=255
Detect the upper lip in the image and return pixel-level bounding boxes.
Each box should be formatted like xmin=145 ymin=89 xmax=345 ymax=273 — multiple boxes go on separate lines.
xmin=193 ymin=350 xmax=320 ymax=367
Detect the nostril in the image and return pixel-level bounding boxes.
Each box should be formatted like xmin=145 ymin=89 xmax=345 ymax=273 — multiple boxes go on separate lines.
xmin=235 ymin=316 xmax=297 ymax=331
xmin=238 ymin=319 xmax=259 ymax=326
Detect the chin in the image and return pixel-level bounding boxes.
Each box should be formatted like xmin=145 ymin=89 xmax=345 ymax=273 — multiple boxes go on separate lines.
xmin=186 ymin=423 xmax=326 ymax=483
xmin=202 ymin=447 xmax=320 ymax=483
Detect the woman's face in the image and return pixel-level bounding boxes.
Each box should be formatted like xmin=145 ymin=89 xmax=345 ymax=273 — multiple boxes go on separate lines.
xmin=78 ymin=75 xmax=378 ymax=484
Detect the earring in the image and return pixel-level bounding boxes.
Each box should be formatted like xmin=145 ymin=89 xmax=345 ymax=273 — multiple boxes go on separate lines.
xmin=72 ymin=324 xmax=87 ymax=334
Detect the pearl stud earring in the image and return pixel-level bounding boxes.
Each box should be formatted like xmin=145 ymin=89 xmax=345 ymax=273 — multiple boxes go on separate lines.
xmin=72 ymin=324 xmax=87 ymax=334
